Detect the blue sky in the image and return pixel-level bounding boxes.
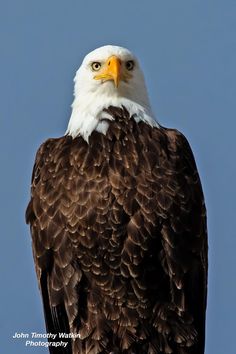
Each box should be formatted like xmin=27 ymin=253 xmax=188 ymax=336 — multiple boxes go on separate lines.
xmin=1 ymin=1 xmax=236 ymax=353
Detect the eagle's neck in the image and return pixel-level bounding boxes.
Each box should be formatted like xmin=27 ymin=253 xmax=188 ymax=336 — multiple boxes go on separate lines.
xmin=66 ymin=92 xmax=158 ymax=142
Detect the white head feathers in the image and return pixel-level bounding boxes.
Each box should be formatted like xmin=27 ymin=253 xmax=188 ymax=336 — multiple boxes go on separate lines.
xmin=66 ymin=45 xmax=158 ymax=141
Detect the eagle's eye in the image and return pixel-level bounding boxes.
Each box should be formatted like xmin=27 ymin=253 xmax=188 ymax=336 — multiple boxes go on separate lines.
xmin=126 ymin=60 xmax=135 ymax=71
xmin=91 ymin=62 xmax=102 ymax=71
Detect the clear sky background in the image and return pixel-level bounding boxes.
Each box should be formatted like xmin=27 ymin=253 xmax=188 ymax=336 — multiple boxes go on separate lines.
xmin=0 ymin=1 xmax=235 ymax=353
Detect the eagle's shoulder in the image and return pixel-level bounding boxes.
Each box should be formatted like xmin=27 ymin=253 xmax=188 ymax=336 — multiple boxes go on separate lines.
xmin=158 ymin=126 xmax=193 ymax=150
xmin=34 ymin=136 xmax=70 ymax=163
xmin=31 ymin=135 xmax=79 ymax=180
xmin=155 ymin=127 xmax=199 ymax=169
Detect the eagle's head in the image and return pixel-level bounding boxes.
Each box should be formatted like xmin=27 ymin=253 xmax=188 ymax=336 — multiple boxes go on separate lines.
xmin=66 ymin=45 xmax=158 ymax=141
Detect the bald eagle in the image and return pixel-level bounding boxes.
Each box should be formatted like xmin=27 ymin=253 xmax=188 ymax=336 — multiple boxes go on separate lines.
xmin=26 ymin=45 xmax=207 ymax=354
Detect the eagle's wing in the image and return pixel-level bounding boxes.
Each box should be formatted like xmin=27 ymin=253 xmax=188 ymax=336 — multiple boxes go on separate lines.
xmin=26 ymin=138 xmax=79 ymax=354
xmin=153 ymin=128 xmax=208 ymax=353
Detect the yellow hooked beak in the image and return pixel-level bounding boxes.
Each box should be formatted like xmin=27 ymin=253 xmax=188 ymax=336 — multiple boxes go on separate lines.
xmin=94 ymin=56 xmax=121 ymax=88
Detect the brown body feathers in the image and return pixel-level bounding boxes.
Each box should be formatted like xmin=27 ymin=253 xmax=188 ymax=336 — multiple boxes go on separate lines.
xmin=26 ymin=106 xmax=207 ymax=354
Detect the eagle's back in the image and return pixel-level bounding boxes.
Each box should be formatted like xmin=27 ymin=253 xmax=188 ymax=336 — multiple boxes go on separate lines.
xmin=26 ymin=107 xmax=207 ymax=354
